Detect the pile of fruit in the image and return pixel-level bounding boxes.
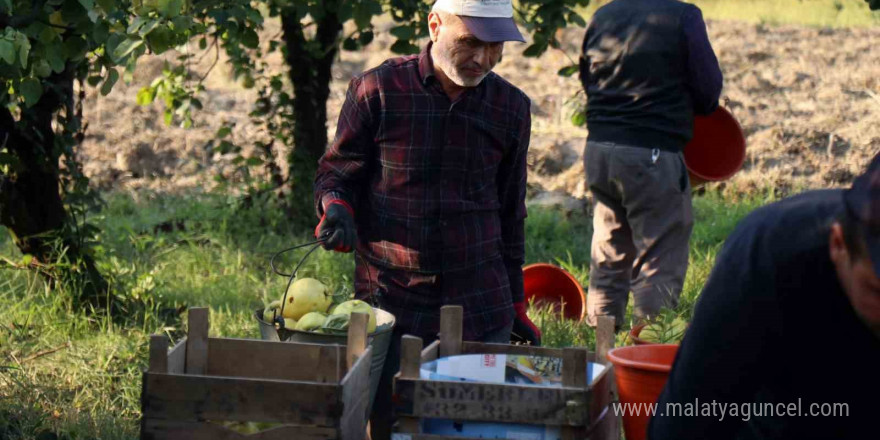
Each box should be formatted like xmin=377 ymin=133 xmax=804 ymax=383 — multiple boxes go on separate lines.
xmin=262 ymin=277 xmax=378 ymax=334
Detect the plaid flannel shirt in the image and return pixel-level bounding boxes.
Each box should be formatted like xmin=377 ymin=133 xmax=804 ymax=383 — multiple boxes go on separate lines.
xmin=315 ymin=43 xmax=531 ymax=313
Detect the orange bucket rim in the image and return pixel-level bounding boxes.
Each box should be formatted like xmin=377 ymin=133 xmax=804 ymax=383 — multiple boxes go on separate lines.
xmin=522 ymin=263 xmax=587 ymax=320
xmin=606 ymin=344 xmax=679 ymax=373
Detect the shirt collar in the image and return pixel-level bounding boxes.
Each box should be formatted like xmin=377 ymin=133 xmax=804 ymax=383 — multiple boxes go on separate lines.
xmin=418 ymin=42 xmax=436 ymax=86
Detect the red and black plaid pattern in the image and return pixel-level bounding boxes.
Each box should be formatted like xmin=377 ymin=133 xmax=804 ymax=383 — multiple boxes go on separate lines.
xmin=355 ymin=256 xmax=515 ymax=340
xmin=315 ymin=43 xmax=531 ymax=307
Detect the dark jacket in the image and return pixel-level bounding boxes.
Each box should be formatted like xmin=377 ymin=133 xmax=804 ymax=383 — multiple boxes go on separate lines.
xmin=579 ymin=0 xmax=723 ymax=152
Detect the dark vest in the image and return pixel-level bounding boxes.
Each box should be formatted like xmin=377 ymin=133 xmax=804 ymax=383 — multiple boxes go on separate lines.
xmin=581 ymin=0 xmax=694 ymax=152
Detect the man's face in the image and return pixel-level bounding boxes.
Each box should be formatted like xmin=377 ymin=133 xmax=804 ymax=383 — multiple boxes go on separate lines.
xmin=830 ymin=223 xmax=880 ymax=338
xmin=429 ymin=12 xmax=504 ymax=87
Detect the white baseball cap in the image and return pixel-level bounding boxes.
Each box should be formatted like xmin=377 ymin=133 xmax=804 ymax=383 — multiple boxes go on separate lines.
xmin=432 ymin=0 xmax=526 ymax=43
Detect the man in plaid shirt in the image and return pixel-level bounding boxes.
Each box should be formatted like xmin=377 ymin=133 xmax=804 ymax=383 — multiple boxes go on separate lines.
xmin=314 ymin=0 xmax=540 ymax=437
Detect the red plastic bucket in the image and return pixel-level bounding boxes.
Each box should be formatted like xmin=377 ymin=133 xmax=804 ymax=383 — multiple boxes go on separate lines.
xmin=606 ymin=344 xmax=679 ymax=440
xmin=684 ymin=106 xmax=746 ymax=186
xmin=522 ymin=263 xmax=586 ymax=321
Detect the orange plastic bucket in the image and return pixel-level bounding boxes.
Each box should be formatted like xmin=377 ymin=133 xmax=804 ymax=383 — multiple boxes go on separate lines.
xmin=522 ymin=263 xmax=586 ymax=321
xmin=606 ymin=344 xmax=679 ymax=440
xmin=684 ymin=106 xmax=746 ymax=186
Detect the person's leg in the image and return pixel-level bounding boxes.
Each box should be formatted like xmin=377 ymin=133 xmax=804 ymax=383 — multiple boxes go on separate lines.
xmin=480 ymin=319 xmax=515 ymax=343
xmin=355 ymin=258 xmax=441 ymax=440
xmin=585 ymin=142 xmax=637 ymax=329
xmin=618 ymin=148 xmax=694 ymax=321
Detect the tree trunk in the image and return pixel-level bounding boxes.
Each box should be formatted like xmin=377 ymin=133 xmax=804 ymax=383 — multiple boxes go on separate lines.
xmin=0 ymin=72 xmax=111 ymax=312
xmin=280 ymin=6 xmax=343 ymax=222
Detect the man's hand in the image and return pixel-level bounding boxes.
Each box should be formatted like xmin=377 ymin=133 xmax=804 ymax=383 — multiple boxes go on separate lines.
xmin=315 ymin=201 xmax=356 ymax=252
xmin=511 ymin=301 xmax=542 ymax=345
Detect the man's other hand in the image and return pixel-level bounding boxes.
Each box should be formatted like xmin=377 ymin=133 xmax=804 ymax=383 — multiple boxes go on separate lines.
xmin=315 ymin=201 xmax=356 ymax=252
xmin=511 ymin=301 xmax=542 ymax=345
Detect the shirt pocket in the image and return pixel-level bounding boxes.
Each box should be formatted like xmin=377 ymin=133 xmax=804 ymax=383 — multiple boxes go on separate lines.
xmin=465 ymin=120 xmax=507 ymax=201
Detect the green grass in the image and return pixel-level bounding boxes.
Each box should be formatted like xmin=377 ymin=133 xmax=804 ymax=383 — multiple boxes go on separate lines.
xmin=0 ymin=187 xmax=777 ymax=438
xmin=579 ymin=0 xmax=880 ymax=27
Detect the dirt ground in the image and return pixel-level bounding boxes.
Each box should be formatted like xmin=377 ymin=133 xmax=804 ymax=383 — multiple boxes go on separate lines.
xmin=78 ymin=19 xmax=880 ymax=209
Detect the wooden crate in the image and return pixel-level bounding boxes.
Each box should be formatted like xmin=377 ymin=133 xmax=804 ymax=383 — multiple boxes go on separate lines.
xmin=392 ymin=306 xmax=619 ymax=440
xmin=141 ymin=307 xmax=373 ymax=440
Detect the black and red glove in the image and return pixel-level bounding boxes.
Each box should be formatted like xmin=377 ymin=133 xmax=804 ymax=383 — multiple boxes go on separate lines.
xmin=315 ymin=200 xmax=356 ymax=253
xmin=511 ymin=301 xmax=542 ymax=346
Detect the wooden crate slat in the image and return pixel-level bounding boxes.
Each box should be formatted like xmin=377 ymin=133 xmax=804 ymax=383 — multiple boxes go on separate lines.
xmin=400 ymin=336 xmax=423 ymax=379
xmin=206 ymin=337 xmax=343 ymax=383
xmin=142 ymin=419 xmax=338 ymax=440
xmin=395 ymin=378 xmax=589 ymax=426
xmin=142 ymin=372 xmax=342 ymax=425
xmin=168 ymin=337 xmax=187 ymax=374
xmin=339 ymin=346 xmax=372 ymax=440
xmin=587 ymin=365 xmax=618 ymax=440
xmin=420 ymin=340 xmax=440 ymax=364
xmin=438 ymin=306 xmax=462 ymax=357
xmin=186 ymin=308 xmax=210 ymax=375
xmin=595 ymin=316 xmax=615 ymax=364
xmin=150 ymin=336 xmax=169 ymax=373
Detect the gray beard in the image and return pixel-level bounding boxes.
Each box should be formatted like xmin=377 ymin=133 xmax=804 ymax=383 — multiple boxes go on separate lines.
xmin=431 ymin=43 xmax=487 ymax=88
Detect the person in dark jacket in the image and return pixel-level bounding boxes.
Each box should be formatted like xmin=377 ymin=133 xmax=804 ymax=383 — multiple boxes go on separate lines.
xmin=649 ymin=153 xmax=880 ymax=439
xmin=579 ymin=0 xmax=723 ymax=329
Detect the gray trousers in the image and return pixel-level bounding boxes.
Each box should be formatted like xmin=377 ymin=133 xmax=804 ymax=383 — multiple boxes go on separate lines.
xmin=584 ymin=141 xmax=694 ymax=328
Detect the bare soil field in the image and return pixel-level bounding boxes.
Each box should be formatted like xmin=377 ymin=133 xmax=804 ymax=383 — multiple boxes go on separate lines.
xmin=78 ymin=19 xmax=880 ymax=209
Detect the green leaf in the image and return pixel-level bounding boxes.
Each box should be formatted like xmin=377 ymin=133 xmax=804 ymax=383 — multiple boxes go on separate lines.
xmin=216 ymin=126 xmax=231 ymax=138
xmin=358 ymin=30 xmax=374 ymax=46
xmin=217 ymin=140 xmax=235 ymax=154
xmin=127 ymin=17 xmax=148 ymax=35
xmin=86 ymin=75 xmax=102 ymax=86
xmin=100 ymin=68 xmax=118 ymax=96
xmin=78 ymin=0 xmax=94 ymax=10
xmin=0 ymin=152 xmax=21 ymax=170
xmin=62 ymin=37 xmax=88 ymax=62
xmin=146 ymin=26 xmax=174 ymax=54
xmin=45 ymin=44 xmax=66 ymax=73
xmin=112 ymin=37 xmax=143 ymax=62
xmin=19 ymin=78 xmax=42 ymax=107
xmin=171 ymin=16 xmax=192 ymax=32
xmin=342 ymin=37 xmax=358 ymax=51
xmin=245 ymin=157 xmax=263 ymax=166
xmin=198 ymin=37 xmax=207 ymax=50
xmin=570 ymin=110 xmax=586 ymax=127
xmin=557 ymin=64 xmax=579 ymax=77
xmin=0 ymin=0 xmax=11 ymax=13
xmin=163 ymin=109 xmax=173 ymax=125
xmin=352 ymin=2 xmax=375 ymax=29
xmin=21 ymin=254 xmax=33 ymax=266
xmin=389 ymin=40 xmax=419 ymax=55
xmin=15 ymin=34 xmax=30 ymax=69
xmin=240 ymin=27 xmax=259 ymax=49
xmin=390 ymin=25 xmax=415 ymax=40
xmin=92 ymin=21 xmax=109 ymax=43
xmin=33 ymin=59 xmax=51 ymax=77
xmin=136 ymin=86 xmax=156 ymax=105
xmin=138 ymin=19 xmax=162 ymax=37
xmin=96 ymin=0 xmax=115 ymax=13
xmin=522 ymin=43 xmax=545 ymax=57
xmin=567 ymin=12 xmax=587 ymax=28
xmin=0 ymin=40 xmax=14 ymax=65
xmin=159 ymin=0 xmax=184 ymax=18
